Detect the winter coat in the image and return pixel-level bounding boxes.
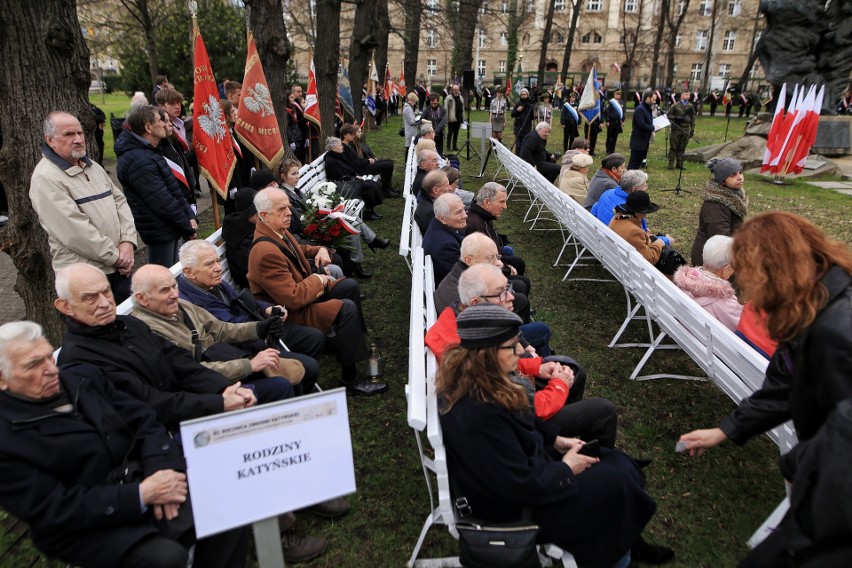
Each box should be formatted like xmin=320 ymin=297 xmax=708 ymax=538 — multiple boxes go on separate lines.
xmin=0 ymin=363 xmax=185 ymax=567
xmin=323 ymin=149 xmax=358 ymax=181
xmin=584 ymin=168 xmax=620 ymax=209
xmin=673 ymin=266 xmax=743 ymax=331
xmin=629 ymin=102 xmax=655 ymax=151
xmin=115 ymin=129 xmax=196 ymax=244
xmin=609 ymin=214 xmax=664 ymax=264
xmin=58 ymin=315 xmax=230 ymax=430
xmin=720 ymin=267 xmax=852 ymax=458
xmin=422 ymin=218 xmax=464 ymax=285
xmin=690 ymin=180 xmax=747 ymax=266
xmin=558 ymin=169 xmax=590 ymax=203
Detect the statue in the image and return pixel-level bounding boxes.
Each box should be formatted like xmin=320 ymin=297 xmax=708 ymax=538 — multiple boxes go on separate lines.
xmin=758 ymin=0 xmax=852 ymax=114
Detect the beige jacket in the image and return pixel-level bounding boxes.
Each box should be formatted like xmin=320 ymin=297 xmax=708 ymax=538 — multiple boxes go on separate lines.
xmin=30 ymin=152 xmax=137 ymax=273
xmin=132 ymin=299 xmax=304 ymax=383
xmin=558 ymin=169 xmax=590 ymax=203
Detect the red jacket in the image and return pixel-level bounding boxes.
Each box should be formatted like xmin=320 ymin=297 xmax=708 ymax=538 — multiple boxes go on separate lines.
xmin=426 ymin=308 xmax=570 ymax=419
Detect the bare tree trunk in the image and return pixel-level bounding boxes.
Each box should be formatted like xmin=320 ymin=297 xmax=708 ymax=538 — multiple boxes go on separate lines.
xmin=118 ymin=0 xmax=159 ymax=86
xmin=246 ymin=0 xmax=294 ymax=157
xmin=649 ymin=0 xmax=668 ymax=88
xmin=537 ymin=0 xmax=557 ymax=86
xmin=349 ymin=0 xmax=378 ymax=122
xmin=738 ymin=5 xmax=764 ymax=94
xmin=315 ymin=0 xmax=341 ymax=138
xmin=664 ymin=0 xmax=690 ymax=88
xmin=375 ymin=0 xmax=391 ymax=85
xmin=449 ymin=0 xmax=482 ymax=79
xmin=506 ymin=0 xmax=520 ymax=83
xmin=0 ymin=0 xmax=92 ymax=344
xmin=559 ymin=0 xmax=582 ymax=86
xmin=403 ymin=0 xmax=421 ymax=92
xmin=701 ymin=0 xmax=721 ymax=94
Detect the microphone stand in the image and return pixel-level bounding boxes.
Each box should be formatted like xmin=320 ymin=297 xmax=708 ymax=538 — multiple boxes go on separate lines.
xmin=661 ymin=122 xmax=692 ymax=196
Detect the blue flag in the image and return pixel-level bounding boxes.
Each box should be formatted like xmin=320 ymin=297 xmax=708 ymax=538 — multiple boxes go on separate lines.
xmin=337 ymin=67 xmax=355 ymax=119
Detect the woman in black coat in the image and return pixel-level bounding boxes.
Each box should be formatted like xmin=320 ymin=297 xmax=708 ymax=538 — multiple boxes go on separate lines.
xmin=680 ymin=212 xmax=852 ymax=566
xmin=322 ymin=137 xmax=383 ymax=220
xmin=438 ymin=305 xmax=671 ymax=568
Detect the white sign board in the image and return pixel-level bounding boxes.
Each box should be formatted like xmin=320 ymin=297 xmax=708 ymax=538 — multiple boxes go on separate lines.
xmin=471 ymin=122 xmax=492 ymax=139
xmin=180 ymin=388 xmax=356 ymax=538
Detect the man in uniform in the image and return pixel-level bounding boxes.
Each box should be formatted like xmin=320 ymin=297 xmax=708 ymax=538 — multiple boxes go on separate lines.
xmin=666 ymin=90 xmax=696 ymax=170
xmin=603 ymin=89 xmax=625 ymax=154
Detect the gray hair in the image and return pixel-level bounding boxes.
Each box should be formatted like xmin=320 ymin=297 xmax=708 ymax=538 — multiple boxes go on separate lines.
xmin=417 ymin=149 xmax=437 ymax=167
xmin=130 ymin=264 xmax=173 ymax=299
xmin=125 ymin=104 xmax=159 ymax=134
xmin=620 ymin=170 xmax=648 ymax=193
xmin=535 ymin=121 xmax=551 ymax=133
xmin=476 ymin=182 xmax=506 ymax=203
xmin=460 ymin=232 xmax=495 ymax=260
xmin=420 ymin=123 xmax=434 ymax=136
xmin=43 ymin=111 xmax=75 ymax=137
xmin=54 ymin=263 xmax=103 ymax=300
xmin=324 ymin=137 xmax=341 ymax=152
xmin=0 ymin=321 xmax=45 ymax=376
xmin=702 ymin=235 xmax=735 ymax=272
xmin=458 ymin=264 xmax=503 ymax=305
xmin=179 ymin=239 xmax=217 ymax=268
xmin=422 ymin=170 xmax=448 ymax=196
xmin=254 ymin=187 xmax=279 ymax=215
xmin=433 ymin=193 xmax=461 ymax=220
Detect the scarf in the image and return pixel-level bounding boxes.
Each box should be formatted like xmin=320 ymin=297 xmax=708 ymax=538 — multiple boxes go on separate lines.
xmin=703 ymin=179 xmax=748 ymax=219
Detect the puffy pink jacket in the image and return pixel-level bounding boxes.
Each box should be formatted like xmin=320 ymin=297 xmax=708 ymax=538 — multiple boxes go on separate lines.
xmin=673 ymin=266 xmax=743 ymax=331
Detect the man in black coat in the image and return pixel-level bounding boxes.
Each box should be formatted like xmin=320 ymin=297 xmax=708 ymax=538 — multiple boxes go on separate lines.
xmin=115 ymin=104 xmax=197 ymax=267
xmin=0 ymin=321 xmax=248 ymax=568
xmin=519 ymin=122 xmax=561 ymax=183
xmin=414 ymin=170 xmax=452 ymax=235
xmin=603 ymin=90 xmax=625 ymax=154
xmin=54 ymin=264 xmax=256 ymax=431
xmin=511 ymin=88 xmax=535 ymax=153
xmin=412 ymin=148 xmax=440 ymax=197
xmin=628 ymin=89 xmax=656 ymax=170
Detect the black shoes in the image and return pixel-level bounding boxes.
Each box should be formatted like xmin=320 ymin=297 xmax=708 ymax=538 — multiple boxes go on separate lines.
xmin=350 ymin=263 xmax=372 ymax=279
xmin=383 ymin=189 xmax=402 ymax=198
xmin=368 ymin=237 xmax=390 ymax=252
xmin=631 ymin=536 xmax=674 ymax=564
xmin=340 ymin=375 xmax=388 ymax=395
xmin=302 ymin=496 xmax=351 ymax=519
xmin=364 ymin=210 xmax=383 ymax=221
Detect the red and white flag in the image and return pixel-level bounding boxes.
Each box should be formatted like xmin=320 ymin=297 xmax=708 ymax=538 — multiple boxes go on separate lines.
xmin=304 ymin=56 xmax=321 ymax=130
xmin=192 ymin=23 xmax=235 ymax=198
xmin=788 ymin=85 xmax=824 ymax=175
xmin=761 ymin=83 xmax=787 ymax=174
xmin=767 ymin=84 xmax=801 ymax=174
xmin=720 ymin=81 xmax=731 ymax=107
xmin=776 ymin=85 xmax=814 ymax=175
xmin=235 ymin=31 xmax=284 ymax=169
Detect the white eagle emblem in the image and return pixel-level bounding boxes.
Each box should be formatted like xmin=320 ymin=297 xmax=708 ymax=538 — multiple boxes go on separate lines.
xmin=243 ymin=83 xmax=275 ymax=117
xmin=197 ymin=95 xmax=227 ymax=141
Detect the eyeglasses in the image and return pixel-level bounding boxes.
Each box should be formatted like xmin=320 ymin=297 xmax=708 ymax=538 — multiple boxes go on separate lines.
xmin=479 ymin=283 xmax=514 ymax=303
xmin=498 ymin=336 xmax=523 ymax=352
xmin=483 ymin=254 xmax=502 ymax=263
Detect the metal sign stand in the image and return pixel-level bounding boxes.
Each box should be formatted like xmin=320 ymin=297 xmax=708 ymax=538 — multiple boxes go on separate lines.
xmin=253 ymin=517 xmax=285 ymax=567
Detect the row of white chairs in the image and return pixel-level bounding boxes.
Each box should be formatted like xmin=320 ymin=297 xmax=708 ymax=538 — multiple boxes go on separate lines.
xmin=490 ymin=138 xmax=794 ymax=545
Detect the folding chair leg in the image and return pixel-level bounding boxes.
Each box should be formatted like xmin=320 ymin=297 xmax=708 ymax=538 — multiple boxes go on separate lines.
xmin=407 ymin=513 xmax=436 ymax=568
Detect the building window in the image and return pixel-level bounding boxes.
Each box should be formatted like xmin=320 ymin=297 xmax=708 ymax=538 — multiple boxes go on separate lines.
xmin=723 ymin=30 xmax=736 ymax=51
xmin=719 ymin=63 xmax=731 ymax=78
xmin=525 ymin=0 xmax=535 ymax=13
xmin=675 ymin=33 xmax=683 ymax=48
xmin=691 ymin=62 xmax=703 ymax=81
xmin=553 ymin=31 xmax=564 ymax=44
xmin=499 ymin=32 xmax=508 ymax=46
xmin=477 ymin=60 xmax=487 ymax=77
xmin=426 ymin=29 xmax=437 ymax=48
xmin=586 ymin=0 xmax=603 ymax=11
xmin=728 ymin=0 xmax=742 ymax=16
xmin=699 ymin=1 xmax=713 ymax=16
xmin=750 ymin=62 xmax=761 ymax=79
xmin=523 ymin=33 xmax=531 ymax=46
xmin=555 ymin=0 xmax=565 ymax=9
xmin=498 ymin=59 xmax=507 ymax=73
xmin=427 ymin=0 xmax=438 ymax=12
xmin=501 ymin=0 xmax=509 ymax=13
xmin=427 ymin=59 xmax=437 ymax=76
xmin=695 ymin=30 xmax=709 ymax=51
xmin=672 ymin=64 xmax=678 ymax=76
xmin=677 ymin=0 xmax=686 ymax=15
xmin=481 ymin=0 xmax=489 ymax=14
xmin=624 ymin=0 xmax=638 ymax=12
xmin=478 ymin=29 xmax=487 ymax=48
xmin=581 ymin=31 xmax=603 ymax=44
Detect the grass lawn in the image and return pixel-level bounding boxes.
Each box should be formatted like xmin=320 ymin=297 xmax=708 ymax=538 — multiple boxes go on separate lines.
xmin=10 ymin=96 xmax=836 ymax=568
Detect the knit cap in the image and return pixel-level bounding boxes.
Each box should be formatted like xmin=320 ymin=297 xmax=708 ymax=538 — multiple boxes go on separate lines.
xmin=456 ymin=305 xmax=523 ymax=349
xmin=706 ymin=157 xmax=743 ymax=184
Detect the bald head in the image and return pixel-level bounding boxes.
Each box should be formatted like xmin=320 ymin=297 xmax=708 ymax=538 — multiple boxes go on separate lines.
xmin=434 ymin=193 xmax=466 ymax=229
xmin=458 ymin=263 xmax=508 ymax=308
xmin=417 ymin=149 xmax=439 ymax=171
xmin=460 ymin=232 xmax=500 ymax=266
xmin=53 ymin=263 xmax=116 ymax=326
xmin=422 ymin=170 xmax=450 ymax=198
xmin=132 ymin=264 xmax=180 ymax=317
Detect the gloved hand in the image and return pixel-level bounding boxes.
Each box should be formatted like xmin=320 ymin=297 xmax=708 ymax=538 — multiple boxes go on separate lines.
xmin=256 ymin=317 xmax=285 ymax=340
xmin=689 ymin=130 xmax=695 ymax=137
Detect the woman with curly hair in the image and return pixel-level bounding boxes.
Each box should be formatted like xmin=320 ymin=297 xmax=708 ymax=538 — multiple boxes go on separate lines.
xmin=438 ymin=304 xmax=672 ymax=567
xmin=680 ymin=211 xmax=852 ymax=565
xmin=690 ymin=157 xmax=748 ymax=266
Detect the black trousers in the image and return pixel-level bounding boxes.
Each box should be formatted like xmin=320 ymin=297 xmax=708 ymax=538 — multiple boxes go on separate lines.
xmin=605 ymin=128 xmax=620 ymax=154
xmin=627 ymin=147 xmax=648 ymax=170
xmin=584 ymin=122 xmax=600 ymax=155
xmin=348 ymin=179 xmax=383 ymax=210
xmin=447 ymin=121 xmax=461 ymax=150
xmin=536 ymin=161 xmax=561 ymax=184
xmin=366 ymin=159 xmax=395 ymax=193
xmin=322 ymin=278 xmax=369 ymax=367
xmin=434 ymin=131 xmax=445 ymax=156
xmin=107 ymin=272 xmax=132 ymax=304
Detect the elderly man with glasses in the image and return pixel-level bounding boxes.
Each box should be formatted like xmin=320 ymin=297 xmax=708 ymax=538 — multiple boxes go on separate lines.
xmin=422 ymin=193 xmax=467 ymax=285
xmin=425 ymin=264 xmax=618 ymax=447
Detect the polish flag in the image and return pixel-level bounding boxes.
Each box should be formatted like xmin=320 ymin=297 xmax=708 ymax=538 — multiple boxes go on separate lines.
xmin=304 ymin=56 xmax=322 ymax=130
xmin=776 ymin=85 xmax=815 ymax=176
xmin=761 ymin=83 xmax=786 ymax=174
xmin=788 ymin=85 xmax=824 ymax=175
xmin=768 ymin=84 xmax=801 ymax=174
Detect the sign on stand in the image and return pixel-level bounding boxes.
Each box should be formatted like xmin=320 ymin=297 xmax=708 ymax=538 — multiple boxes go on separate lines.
xmin=180 ymin=388 xmax=356 ymax=566
xmin=471 ymin=122 xmax=493 ymax=176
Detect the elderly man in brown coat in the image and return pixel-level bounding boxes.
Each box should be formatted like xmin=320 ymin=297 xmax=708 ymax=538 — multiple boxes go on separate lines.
xmin=247 ymin=188 xmax=387 ymax=396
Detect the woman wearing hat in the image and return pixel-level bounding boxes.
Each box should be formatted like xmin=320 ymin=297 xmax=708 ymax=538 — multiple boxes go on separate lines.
xmin=558 ymin=152 xmax=594 ymax=203
xmin=690 ymin=157 xmax=748 ymax=266
xmin=609 ymin=190 xmax=665 ymax=264
xmin=438 ymin=304 xmax=671 ymax=567
xmin=402 ymin=92 xmax=422 ymax=158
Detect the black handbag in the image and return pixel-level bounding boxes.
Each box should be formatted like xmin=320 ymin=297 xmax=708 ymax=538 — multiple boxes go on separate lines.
xmin=456 ymin=518 xmax=541 ymax=568
xmin=398 ymin=126 xmax=405 ymax=136
xmin=654 ymin=245 xmax=687 ymax=275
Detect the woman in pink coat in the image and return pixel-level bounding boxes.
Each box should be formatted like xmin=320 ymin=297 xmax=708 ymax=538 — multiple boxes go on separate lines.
xmin=674 ymin=235 xmax=742 ymax=330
